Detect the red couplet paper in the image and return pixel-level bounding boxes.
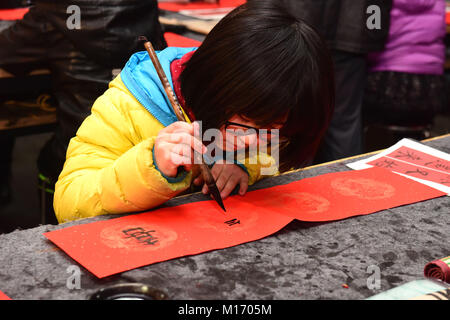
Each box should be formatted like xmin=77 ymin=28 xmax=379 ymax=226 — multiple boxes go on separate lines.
xmin=240 ymin=167 xmax=445 ymax=222
xmin=368 ymin=146 xmax=450 ymax=189
xmin=385 ymin=146 xmax=450 ymax=173
xmin=369 ymin=156 xmax=450 ymax=186
xmin=44 ymin=198 xmax=292 ymax=278
xmin=0 ymin=290 xmax=11 ymax=300
xmin=0 ymin=8 xmax=29 ymax=20
xmin=164 ymin=32 xmax=202 ymax=47
xmin=44 ymin=167 xmax=445 ymax=278
xmin=158 ymin=0 xmax=246 ymax=12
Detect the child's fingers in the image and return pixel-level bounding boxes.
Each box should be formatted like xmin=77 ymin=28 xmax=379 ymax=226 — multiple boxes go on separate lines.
xmin=155 ymin=125 xmax=203 ymax=177
xmin=220 ymin=176 xmax=241 ymax=199
xmin=169 ymin=152 xmax=193 ymax=172
xmin=164 ymin=121 xmax=194 ymax=134
xmin=165 ymin=121 xmax=203 ymax=139
xmin=193 ymin=176 xmax=204 ymax=186
xmin=215 ymin=170 xmax=231 ymax=194
xmin=169 ymin=143 xmax=198 ymax=170
xmin=192 ymin=121 xmax=202 ymax=138
xmin=170 ymin=142 xmax=191 ymax=157
xmin=163 ymin=132 xmax=206 ymax=156
xmin=210 ymin=162 xmax=224 ymax=180
xmin=239 ymin=179 xmax=249 ymax=195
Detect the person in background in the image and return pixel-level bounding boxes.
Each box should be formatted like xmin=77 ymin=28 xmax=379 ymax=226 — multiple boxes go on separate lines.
xmin=280 ymin=0 xmax=393 ymax=163
xmin=364 ymin=0 xmax=446 ymax=133
xmin=0 ymin=0 xmax=166 ymax=224
xmin=0 ymin=0 xmax=29 ymax=8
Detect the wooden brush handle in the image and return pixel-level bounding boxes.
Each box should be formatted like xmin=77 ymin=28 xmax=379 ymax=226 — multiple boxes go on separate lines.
xmin=142 ymin=40 xmax=186 ymax=122
xmin=141 ymin=37 xmax=218 ymax=189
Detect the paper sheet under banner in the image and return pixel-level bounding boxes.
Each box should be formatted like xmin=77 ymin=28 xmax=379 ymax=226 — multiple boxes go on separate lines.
xmin=347 ymin=138 xmax=450 ymax=195
xmin=367 ymin=279 xmax=447 ymax=300
xmin=44 ymin=167 xmax=445 ymax=278
xmin=410 ymin=288 xmax=450 ymax=300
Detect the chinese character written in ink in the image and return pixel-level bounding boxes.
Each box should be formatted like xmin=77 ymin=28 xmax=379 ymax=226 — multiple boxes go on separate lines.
xmin=424 ymin=160 xmax=450 ymax=172
xmin=374 ymin=159 xmax=397 ymax=169
xmin=405 ymin=168 xmax=429 ymax=177
xmin=224 ymin=218 xmax=241 ymax=227
xmin=394 ymin=150 xmax=421 ymax=161
xmin=122 ymin=227 xmax=159 ymax=245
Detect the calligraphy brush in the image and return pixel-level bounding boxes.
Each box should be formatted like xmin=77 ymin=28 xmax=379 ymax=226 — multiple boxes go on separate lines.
xmin=139 ymin=36 xmax=226 ymax=212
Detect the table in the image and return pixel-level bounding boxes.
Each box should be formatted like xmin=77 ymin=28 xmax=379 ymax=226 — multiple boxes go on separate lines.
xmin=159 ymin=9 xmax=213 ymax=42
xmin=0 ymin=18 xmax=56 ymax=136
xmin=0 ymin=134 xmax=448 ymax=300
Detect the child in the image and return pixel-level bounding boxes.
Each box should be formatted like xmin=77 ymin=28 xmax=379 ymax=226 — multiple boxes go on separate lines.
xmin=53 ymin=1 xmax=335 ymax=223
xmin=364 ymin=0 xmax=446 ymax=127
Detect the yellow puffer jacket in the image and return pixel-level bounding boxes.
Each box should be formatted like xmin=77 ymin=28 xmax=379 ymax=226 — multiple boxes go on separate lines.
xmin=54 ymin=48 xmax=276 ymax=223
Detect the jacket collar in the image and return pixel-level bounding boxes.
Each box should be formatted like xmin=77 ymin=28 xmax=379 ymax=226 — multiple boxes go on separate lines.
xmin=120 ymin=47 xmax=197 ymax=127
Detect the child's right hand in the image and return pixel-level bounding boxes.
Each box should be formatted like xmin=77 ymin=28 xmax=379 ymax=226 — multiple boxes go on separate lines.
xmin=154 ymin=121 xmax=206 ymax=178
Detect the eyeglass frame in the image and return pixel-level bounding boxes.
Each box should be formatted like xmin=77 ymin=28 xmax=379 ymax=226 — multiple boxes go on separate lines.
xmin=224 ymin=121 xmax=285 ymax=143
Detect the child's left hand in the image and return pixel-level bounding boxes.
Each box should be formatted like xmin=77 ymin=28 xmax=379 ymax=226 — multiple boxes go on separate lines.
xmin=193 ymin=161 xmax=249 ymax=199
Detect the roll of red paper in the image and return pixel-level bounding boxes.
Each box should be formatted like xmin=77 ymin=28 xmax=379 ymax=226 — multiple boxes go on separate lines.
xmin=424 ymin=256 xmax=450 ymax=283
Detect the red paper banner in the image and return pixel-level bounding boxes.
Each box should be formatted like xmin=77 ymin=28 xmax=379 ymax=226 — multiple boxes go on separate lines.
xmin=44 ymin=197 xmax=292 ymax=278
xmin=158 ymin=0 xmax=245 ymax=12
xmin=238 ymin=166 xmax=445 ymax=222
xmin=44 ymin=167 xmax=445 ymax=278
xmin=0 ymin=8 xmax=29 ymax=20
xmin=0 ymin=291 xmax=11 ymax=300
xmin=164 ymin=32 xmax=202 ymax=47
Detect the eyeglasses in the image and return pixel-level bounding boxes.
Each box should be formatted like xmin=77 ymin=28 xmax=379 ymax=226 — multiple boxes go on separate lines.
xmin=224 ymin=121 xmax=283 ymax=142
xmin=225 ymin=121 xmax=259 ymax=135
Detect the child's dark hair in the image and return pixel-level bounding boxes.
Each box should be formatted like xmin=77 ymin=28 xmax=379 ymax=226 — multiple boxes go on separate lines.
xmin=180 ymin=0 xmax=335 ymax=172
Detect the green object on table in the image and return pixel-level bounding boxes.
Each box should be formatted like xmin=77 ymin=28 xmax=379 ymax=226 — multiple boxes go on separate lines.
xmin=367 ymin=279 xmax=446 ymax=300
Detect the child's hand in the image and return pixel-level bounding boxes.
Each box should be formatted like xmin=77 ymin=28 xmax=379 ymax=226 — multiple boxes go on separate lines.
xmin=154 ymin=121 xmax=206 ymax=178
xmin=193 ymin=160 xmax=249 ymax=199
